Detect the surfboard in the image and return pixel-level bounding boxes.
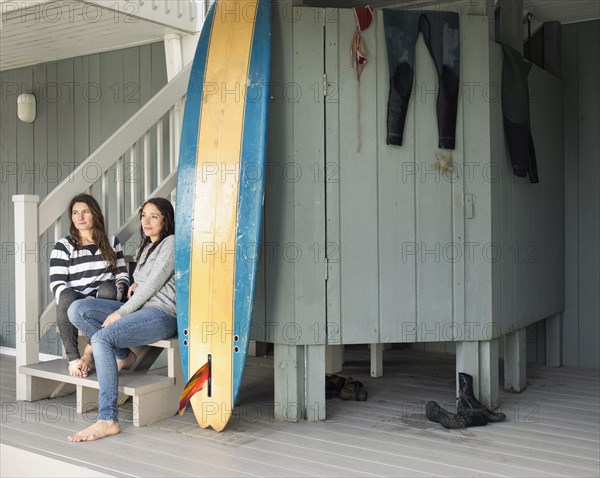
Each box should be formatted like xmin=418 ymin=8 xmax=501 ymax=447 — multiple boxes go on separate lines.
xmin=174 ymin=0 xmax=271 ymax=432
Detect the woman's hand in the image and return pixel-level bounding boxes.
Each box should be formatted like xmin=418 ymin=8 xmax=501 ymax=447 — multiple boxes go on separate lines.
xmin=102 ymin=312 xmax=122 ymax=328
xmin=127 ymin=283 xmax=138 ymax=300
xmin=116 ymin=283 xmax=126 ymax=301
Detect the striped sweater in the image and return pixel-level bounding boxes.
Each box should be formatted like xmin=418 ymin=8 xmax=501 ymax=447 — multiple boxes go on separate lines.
xmin=49 ymin=235 xmax=130 ymax=303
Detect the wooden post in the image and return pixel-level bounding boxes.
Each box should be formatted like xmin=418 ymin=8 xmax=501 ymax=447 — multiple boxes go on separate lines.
xmin=274 ymin=344 xmax=326 ymax=422
xmin=13 ymin=195 xmax=40 ymax=401
xmin=370 ymin=343 xmax=383 ymax=378
xmin=305 ymin=345 xmax=325 ymax=421
xmin=504 ymin=328 xmax=527 ymax=392
xmin=456 ymin=340 xmax=499 ymax=407
xmin=325 ymin=344 xmax=343 ymax=374
xmin=479 ymin=339 xmax=499 ymax=408
xmin=545 ymin=313 xmax=562 ymax=367
xmin=248 ymin=340 xmax=268 ymax=357
xmin=274 ymin=344 xmax=305 ymax=422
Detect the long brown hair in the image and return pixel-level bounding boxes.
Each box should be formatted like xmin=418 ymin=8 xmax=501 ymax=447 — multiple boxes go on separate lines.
xmin=68 ymin=194 xmax=118 ymax=273
xmin=136 ymin=197 xmax=175 ymax=266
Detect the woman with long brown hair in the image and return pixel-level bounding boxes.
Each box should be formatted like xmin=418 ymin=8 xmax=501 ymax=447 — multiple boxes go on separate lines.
xmin=49 ymin=193 xmax=130 ymax=377
xmin=67 ymin=197 xmax=176 ymax=441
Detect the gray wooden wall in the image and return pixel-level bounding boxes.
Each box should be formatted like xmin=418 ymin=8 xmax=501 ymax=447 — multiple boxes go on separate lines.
xmin=256 ymin=6 xmax=566 ymax=348
xmin=489 ymin=43 xmax=565 ymax=341
xmin=562 ymin=20 xmax=600 ymax=369
xmin=0 ymin=43 xmax=167 ymax=352
xmin=253 ymin=5 xmax=327 ymax=346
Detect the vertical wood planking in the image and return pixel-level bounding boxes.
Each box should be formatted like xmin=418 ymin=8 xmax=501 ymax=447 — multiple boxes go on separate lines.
xmin=46 ymin=62 xmax=61 ymax=351
xmin=462 ymin=18 xmax=493 ymax=342
xmin=292 ymin=7 xmax=326 ymax=345
xmin=88 ymin=53 xmax=102 ymax=203
xmin=577 ymin=21 xmax=600 ymax=369
xmin=33 ymin=64 xmax=51 ymax=320
xmin=74 ymin=57 xmax=90 ymax=167
xmin=124 ymin=47 xmax=141 ymax=215
xmin=16 ymin=69 xmax=35 ymax=196
xmin=139 ymin=44 xmax=153 ymax=199
xmin=0 ymin=69 xmax=18 ymax=348
xmin=490 ymin=44 xmax=511 ymax=337
xmin=337 ymin=8 xmax=378 ymax=344
xmin=151 ymin=43 xmax=168 ymax=190
xmin=101 ymin=49 xmax=124 ymax=233
xmin=529 ymin=67 xmax=564 ymax=320
xmin=414 ymin=33 xmax=452 ymax=342
xmin=324 ymin=7 xmax=341 ymax=345
xmin=376 ymin=9 xmax=417 ymax=343
xmin=265 ymin=2 xmax=296 ymax=344
xmin=57 ymin=59 xmax=75 ymax=186
xmin=561 ymin=24 xmax=580 ymax=367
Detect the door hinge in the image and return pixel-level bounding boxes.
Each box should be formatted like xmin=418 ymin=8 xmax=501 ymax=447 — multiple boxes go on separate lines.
xmin=323 ymin=74 xmax=327 ymax=97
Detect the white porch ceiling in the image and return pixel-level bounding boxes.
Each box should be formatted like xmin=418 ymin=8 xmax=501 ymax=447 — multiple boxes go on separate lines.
xmin=0 ymin=0 xmax=193 ymax=71
xmin=2 ymin=1 xmax=599 ymax=72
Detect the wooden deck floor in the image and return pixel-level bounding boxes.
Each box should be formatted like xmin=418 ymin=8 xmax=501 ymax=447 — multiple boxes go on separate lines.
xmin=1 ymin=347 xmax=599 ymax=477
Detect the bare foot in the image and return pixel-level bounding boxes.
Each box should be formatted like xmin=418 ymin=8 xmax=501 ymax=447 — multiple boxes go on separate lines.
xmin=80 ymin=345 xmax=94 ymax=376
xmin=117 ymin=351 xmax=137 ymax=373
xmin=68 ymin=359 xmax=84 ymax=377
xmin=67 ymin=420 xmax=120 ymax=442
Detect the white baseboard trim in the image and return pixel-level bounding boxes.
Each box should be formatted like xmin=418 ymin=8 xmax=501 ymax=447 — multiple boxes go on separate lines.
xmin=0 ymin=346 xmax=61 ymax=362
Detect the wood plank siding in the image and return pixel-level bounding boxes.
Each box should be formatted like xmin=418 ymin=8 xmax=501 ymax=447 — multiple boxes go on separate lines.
xmin=562 ymin=20 xmax=600 ymax=369
xmin=261 ymin=6 xmax=565 ymax=347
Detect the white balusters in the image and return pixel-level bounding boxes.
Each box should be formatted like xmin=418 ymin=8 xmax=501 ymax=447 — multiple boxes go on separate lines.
xmin=116 ymin=155 xmax=124 ymax=226
xmin=157 ymin=118 xmax=164 ymax=183
xmin=130 ymin=142 xmax=139 ymax=216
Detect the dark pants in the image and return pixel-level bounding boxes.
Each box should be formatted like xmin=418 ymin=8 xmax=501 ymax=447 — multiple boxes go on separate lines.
xmin=56 ymin=281 xmax=117 ymax=361
xmin=383 ymin=9 xmax=460 ymax=149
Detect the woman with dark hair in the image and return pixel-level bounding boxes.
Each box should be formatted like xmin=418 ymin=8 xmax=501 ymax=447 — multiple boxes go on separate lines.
xmin=49 ymin=193 xmax=129 ymax=377
xmin=67 ymin=197 xmax=177 ymax=442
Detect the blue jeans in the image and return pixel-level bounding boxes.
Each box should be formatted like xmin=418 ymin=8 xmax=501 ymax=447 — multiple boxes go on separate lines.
xmin=68 ymin=299 xmax=177 ymax=421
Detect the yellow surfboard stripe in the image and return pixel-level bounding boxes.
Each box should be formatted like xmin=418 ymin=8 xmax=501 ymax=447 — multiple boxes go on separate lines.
xmin=189 ymin=0 xmax=257 ymax=431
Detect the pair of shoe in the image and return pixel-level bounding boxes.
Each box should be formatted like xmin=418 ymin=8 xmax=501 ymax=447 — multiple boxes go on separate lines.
xmin=325 ymin=374 xmax=347 ymax=399
xmin=426 ymin=401 xmax=488 ymax=429
xmin=339 ymin=378 xmax=368 ymax=401
xmin=426 ymin=373 xmax=506 ymax=429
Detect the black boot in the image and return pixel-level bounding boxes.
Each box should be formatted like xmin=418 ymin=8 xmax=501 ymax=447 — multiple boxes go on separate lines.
xmin=339 ymin=378 xmax=368 ymax=401
xmin=426 ymin=401 xmax=466 ymax=429
xmin=457 ymin=372 xmax=506 ymax=423
xmin=458 ymin=408 xmax=489 ymax=427
xmin=325 ymin=375 xmax=346 ymax=399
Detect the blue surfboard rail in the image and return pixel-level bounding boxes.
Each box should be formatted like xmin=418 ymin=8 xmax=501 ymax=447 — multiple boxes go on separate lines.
xmin=174 ymin=3 xmax=216 ymax=384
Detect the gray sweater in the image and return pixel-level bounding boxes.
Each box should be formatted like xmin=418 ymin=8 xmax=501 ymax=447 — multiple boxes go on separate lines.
xmin=117 ymin=235 xmax=176 ymax=317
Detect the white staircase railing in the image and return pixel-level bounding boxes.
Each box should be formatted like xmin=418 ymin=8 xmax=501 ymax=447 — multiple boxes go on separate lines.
xmin=13 ymin=63 xmax=191 ymax=401
xmin=84 ymin=0 xmax=204 ymax=33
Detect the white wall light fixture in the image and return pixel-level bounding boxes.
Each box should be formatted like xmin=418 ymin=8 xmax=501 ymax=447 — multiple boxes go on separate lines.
xmin=17 ymin=93 xmax=36 ymax=123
